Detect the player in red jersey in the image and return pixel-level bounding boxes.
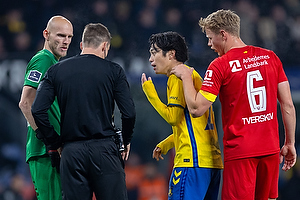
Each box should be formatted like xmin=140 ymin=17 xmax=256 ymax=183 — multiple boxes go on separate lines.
xmin=171 ymin=9 xmax=296 ymax=200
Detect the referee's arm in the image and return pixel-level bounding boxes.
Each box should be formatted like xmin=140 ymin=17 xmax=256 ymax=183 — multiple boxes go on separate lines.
xmin=31 ymin=74 xmax=61 ymax=148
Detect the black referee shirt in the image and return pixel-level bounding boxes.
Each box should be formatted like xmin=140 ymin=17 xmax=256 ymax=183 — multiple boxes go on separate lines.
xmin=32 ymin=54 xmax=136 ymax=145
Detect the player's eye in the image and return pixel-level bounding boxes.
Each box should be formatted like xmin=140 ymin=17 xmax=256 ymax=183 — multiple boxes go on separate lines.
xmin=150 ymin=51 xmax=156 ymax=56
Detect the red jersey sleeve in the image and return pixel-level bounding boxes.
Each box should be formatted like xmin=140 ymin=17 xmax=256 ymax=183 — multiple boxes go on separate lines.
xmin=201 ymin=58 xmax=224 ymax=97
xmin=271 ymin=51 xmax=288 ymax=83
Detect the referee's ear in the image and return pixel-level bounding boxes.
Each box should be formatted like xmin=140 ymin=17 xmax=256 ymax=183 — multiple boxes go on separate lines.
xmin=80 ymin=42 xmax=83 ymax=50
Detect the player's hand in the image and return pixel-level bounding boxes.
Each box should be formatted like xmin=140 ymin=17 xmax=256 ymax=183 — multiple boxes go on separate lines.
xmin=280 ymin=144 xmax=297 ymax=171
xmin=47 ymin=146 xmax=61 ymax=173
xmin=153 ymin=146 xmax=164 ymax=161
xmin=141 ymin=73 xmax=152 ymax=85
xmin=121 ymin=143 xmax=131 ymax=161
xmin=57 ymin=147 xmax=62 ymax=157
xmin=170 ymin=64 xmax=193 ymax=79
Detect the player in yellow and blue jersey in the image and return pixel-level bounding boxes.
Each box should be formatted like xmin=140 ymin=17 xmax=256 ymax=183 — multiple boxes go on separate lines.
xmin=141 ymin=31 xmax=223 ymax=200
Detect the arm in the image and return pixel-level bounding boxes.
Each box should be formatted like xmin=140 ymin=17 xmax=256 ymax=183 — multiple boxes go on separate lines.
xmin=31 ymin=75 xmax=62 ymax=172
xmin=31 ymin=76 xmax=61 ymax=149
xmin=141 ymin=73 xmax=184 ymax=126
xmin=153 ymin=134 xmax=174 ymax=161
xmin=19 ymin=86 xmax=38 ymax=130
xmin=115 ymin=67 xmax=136 ymax=160
xmin=171 ymin=65 xmax=213 ymax=117
xmin=277 ymin=81 xmax=297 ymax=171
xmin=20 ymin=53 xmax=53 ymax=131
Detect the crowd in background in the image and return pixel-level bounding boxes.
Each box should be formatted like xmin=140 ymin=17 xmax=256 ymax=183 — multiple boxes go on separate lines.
xmin=0 ymin=0 xmax=300 ymax=199
xmin=1 ymin=0 xmax=300 ymax=67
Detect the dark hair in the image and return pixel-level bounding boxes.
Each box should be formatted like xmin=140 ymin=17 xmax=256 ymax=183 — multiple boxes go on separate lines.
xmin=149 ymin=31 xmax=188 ymax=63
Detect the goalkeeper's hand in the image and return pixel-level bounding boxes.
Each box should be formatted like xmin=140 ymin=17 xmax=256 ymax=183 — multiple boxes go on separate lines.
xmin=35 ymin=128 xmax=61 ymax=173
xmin=46 ymin=146 xmax=61 ymax=173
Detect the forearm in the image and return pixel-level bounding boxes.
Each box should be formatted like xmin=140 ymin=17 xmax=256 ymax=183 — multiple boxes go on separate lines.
xmin=281 ymin=103 xmax=296 ymax=145
xmin=181 ymin=74 xmax=198 ymax=110
xmin=152 ymin=101 xmax=183 ymax=125
xmin=157 ymin=134 xmax=174 ymax=154
xmin=143 ymin=81 xmax=183 ymax=125
xmin=181 ymin=74 xmax=212 ymax=117
xmin=278 ymin=81 xmax=296 ymax=145
xmin=19 ymin=103 xmax=38 ymax=130
xmin=122 ymin=117 xmax=135 ymax=145
xmin=31 ymin=91 xmax=54 ymax=133
xmin=19 ymin=86 xmax=38 ymax=130
xmin=115 ymin=73 xmax=136 ymax=145
xmin=32 ymin=108 xmax=61 ymax=148
xmin=31 ymin=80 xmax=61 ymax=148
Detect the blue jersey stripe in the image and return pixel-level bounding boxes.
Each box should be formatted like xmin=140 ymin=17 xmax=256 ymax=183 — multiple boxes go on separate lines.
xmin=167 ymin=103 xmax=185 ymax=109
xmin=184 ymin=108 xmax=199 ymax=167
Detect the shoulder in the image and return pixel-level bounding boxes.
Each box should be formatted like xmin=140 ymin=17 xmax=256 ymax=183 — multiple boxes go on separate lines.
xmin=108 ymin=60 xmax=123 ymax=70
xmin=248 ymin=46 xmax=277 ymax=57
xmin=33 ymin=49 xmax=55 ymax=60
xmin=47 ymin=56 xmax=78 ymax=75
xmin=208 ymin=57 xmax=225 ymax=72
xmin=57 ymin=55 xmax=76 ymax=65
xmin=168 ymin=74 xmax=181 ymax=84
xmin=182 ymin=64 xmax=202 ymax=81
xmin=83 ymin=54 xmax=124 ymax=70
xmin=192 ymin=69 xmax=202 ymax=79
xmin=245 ymin=46 xmax=281 ymax=65
xmin=29 ymin=50 xmax=57 ymax=67
xmin=107 ymin=60 xmax=126 ymax=77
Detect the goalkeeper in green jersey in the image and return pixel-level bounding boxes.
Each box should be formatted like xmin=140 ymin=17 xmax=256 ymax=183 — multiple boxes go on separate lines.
xmin=19 ymin=16 xmax=73 ymax=200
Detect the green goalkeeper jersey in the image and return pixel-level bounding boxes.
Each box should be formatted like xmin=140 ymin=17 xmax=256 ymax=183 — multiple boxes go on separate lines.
xmin=23 ymin=49 xmax=61 ymax=162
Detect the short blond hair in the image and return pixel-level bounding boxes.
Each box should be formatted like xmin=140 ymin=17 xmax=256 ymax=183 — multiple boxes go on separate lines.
xmin=198 ymin=9 xmax=240 ymax=37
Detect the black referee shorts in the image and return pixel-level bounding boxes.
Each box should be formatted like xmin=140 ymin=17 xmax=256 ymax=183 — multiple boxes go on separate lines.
xmin=60 ymin=137 xmax=127 ymax=200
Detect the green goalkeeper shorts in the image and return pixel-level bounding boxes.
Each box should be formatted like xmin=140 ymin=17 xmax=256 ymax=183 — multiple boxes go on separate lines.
xmin=28 ymin=155 xmax=62 ymax=200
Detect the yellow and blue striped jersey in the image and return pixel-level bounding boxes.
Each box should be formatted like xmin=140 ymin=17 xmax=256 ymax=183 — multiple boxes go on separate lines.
xmin=142 ymin=67 xmax=223 ymax=169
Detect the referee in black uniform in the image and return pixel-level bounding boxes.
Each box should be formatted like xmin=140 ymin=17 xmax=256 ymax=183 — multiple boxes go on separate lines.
xmin=31 ymin=23 xmax=136 ymax=200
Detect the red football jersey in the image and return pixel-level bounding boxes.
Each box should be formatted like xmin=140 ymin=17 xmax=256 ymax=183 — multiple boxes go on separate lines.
xmin=201 ymin=46 xmax=288 ymax=161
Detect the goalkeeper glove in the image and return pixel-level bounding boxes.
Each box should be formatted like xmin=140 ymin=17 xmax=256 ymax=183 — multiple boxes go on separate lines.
xmin=46 ymin=146 xmax=60 ymax=173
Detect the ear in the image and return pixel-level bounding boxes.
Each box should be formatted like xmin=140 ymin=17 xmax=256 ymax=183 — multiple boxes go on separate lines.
xmin=220 ymin=30 xmax=226 ymax=40
xmin=80 ymin=42 xmax=83 ymax=50
xmin=169 ymin=50 xmax=176 ymax=60
xmin=101 ymin=42 xmax=107 ymax=51
xmin=102 ymin=42 xmax=110 ymax=57
xmin=43 ymin=30 xmax=49 ymax=40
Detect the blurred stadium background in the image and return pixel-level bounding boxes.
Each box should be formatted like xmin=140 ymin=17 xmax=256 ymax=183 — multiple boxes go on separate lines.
xmin=0 ymin=0 xmax=300 ymax=199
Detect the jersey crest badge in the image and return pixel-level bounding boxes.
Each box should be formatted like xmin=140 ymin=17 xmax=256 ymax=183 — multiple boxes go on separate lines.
xmin=229 ymin=60 xmax=242 ymax=73
xmin=204 ymin=70 xmax=213 ymax=81
xmin=27 ymin=70 xmax=42 ymax=83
